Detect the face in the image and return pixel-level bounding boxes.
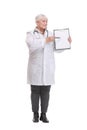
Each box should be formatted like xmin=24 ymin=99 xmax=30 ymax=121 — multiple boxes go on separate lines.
xmin=36 ymin=17 xmax=48 ymax=30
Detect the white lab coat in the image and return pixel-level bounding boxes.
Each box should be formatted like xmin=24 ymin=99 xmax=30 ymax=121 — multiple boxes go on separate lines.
xmin=26 ymin=29 xmax=63 ymax=85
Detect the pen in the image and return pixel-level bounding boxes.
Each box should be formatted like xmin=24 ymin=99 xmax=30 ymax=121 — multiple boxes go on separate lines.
xmin=55 ymin=37 xmax=61 ymax=39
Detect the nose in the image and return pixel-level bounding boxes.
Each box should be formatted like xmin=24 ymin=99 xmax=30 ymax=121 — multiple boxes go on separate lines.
xmin=44 ymin=21 xmax=47 ymax=25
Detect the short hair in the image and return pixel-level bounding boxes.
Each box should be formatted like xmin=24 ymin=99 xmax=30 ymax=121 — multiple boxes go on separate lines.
xmin=35 ymin=14 xmax=48 ymax=22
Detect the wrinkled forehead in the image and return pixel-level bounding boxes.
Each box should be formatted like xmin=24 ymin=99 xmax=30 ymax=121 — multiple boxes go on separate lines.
xmin=35 ymin=15 xmax=48 ymax=22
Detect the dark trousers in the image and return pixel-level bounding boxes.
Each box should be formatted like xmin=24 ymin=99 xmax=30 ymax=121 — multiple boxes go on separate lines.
xmin=31 ymin=85 xmax=51 ymax=113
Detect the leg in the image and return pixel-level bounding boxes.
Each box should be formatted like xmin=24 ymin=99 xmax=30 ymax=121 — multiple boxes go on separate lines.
xmin=40 ymin=85 xmax=51 ymax=123
xmin=31 ymin=85 xmax=40 ymax=112
xmin=40 ymin=85 xmax=51 ymax=113
xmin=31 ymin=85 xmax=40 ymax=122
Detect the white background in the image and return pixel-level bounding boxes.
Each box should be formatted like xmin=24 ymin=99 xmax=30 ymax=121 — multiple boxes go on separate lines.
xmin=0 ymin=0 xmax=87 ymax=130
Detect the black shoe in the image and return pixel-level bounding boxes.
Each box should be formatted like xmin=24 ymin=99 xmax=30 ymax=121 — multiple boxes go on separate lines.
xmin=33 ymin=112 xmax=39 ymax=122
xmin=40 ymin=113 xmax=49 ymax=123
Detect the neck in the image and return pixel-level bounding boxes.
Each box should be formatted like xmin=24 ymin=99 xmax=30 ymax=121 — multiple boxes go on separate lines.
xmin=36 ymin=27 xmax=45 ymax=34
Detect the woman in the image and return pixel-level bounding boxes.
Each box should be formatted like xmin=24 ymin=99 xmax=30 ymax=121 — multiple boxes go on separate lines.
xmin=26 ymin=14 xmax=72 ymax=123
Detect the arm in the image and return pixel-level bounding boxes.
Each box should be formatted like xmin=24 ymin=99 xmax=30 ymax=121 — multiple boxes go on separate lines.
xmin=26 ymin=32 xmax=55 ymax=53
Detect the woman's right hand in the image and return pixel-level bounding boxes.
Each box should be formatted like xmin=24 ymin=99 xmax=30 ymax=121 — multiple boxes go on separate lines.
xmin=46 ymin=36 xmax=55 ymax=43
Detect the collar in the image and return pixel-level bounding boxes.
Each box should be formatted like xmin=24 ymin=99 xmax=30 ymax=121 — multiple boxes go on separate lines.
xmin=34 ymin=27 xmax=47 ymax=34
xmin=34 ymin=27 xmax=48 ymax=37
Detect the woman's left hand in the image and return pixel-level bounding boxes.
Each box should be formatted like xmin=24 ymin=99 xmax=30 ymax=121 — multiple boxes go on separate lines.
xmin=68 ymin=36 xmax=72 ymax=44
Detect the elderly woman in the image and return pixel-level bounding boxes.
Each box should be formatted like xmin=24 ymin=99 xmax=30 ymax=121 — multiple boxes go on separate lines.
xmin=26 ymin=14 xmax=72 ymax=123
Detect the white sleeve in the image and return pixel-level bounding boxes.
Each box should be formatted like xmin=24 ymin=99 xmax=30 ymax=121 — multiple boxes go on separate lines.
xmin=26 ymin=32 xmax=46 ymax=53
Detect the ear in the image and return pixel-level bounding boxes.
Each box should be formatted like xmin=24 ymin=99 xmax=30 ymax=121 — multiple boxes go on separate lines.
xmin=36 ymin=20 xmax=39 ymax=26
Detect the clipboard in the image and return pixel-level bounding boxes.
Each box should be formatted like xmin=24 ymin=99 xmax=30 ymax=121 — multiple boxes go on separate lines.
xmin=53 ymin=28 xmax=71 ymax=50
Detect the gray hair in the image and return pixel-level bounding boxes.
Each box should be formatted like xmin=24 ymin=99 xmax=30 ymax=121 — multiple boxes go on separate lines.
xmin=35 ymin=14 xmax=48 ymax=22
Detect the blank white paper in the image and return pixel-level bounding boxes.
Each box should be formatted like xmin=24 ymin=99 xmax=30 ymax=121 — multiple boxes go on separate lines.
xmin=54 ymin=28 xmax=71 ymax=50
